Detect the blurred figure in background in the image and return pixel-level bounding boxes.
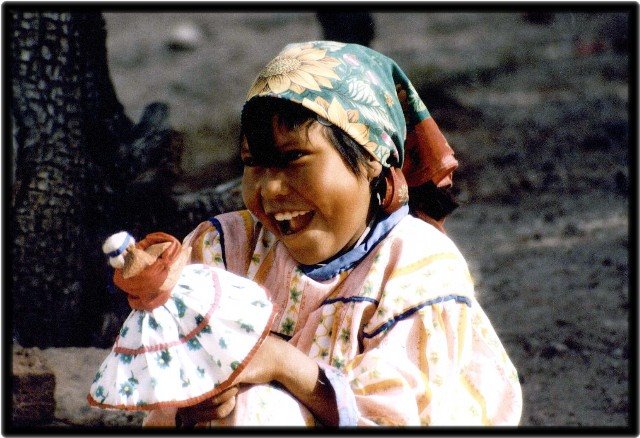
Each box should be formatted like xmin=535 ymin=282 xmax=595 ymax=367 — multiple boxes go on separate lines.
xmin=316 ymin=12 xmax=376 ymax=47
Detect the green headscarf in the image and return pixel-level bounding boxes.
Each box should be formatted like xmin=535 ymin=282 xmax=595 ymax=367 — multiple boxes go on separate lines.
xmin=245 ymin=41 xmax=457 ymax=190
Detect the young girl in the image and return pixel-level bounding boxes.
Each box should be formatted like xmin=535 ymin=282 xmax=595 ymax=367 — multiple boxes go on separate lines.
xmin=144 ymin=41 xmax=522 ymax=427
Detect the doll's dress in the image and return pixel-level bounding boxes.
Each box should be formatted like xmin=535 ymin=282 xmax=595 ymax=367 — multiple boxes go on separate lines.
xmin=88 ymin=264 xmax=275 ymax=410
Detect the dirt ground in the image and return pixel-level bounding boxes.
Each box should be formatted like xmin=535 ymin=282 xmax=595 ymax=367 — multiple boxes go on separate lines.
xmin=33 ymin=10 xmax=631 ymax=428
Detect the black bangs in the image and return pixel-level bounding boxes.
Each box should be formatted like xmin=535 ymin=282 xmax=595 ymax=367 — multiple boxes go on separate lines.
xmin=240 ymin=97 xmax=316 ymax=162
xmin=240 ymin=96 xmax=373 ymax=177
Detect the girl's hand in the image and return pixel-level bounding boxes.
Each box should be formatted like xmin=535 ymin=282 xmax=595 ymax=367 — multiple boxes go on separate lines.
xmin=173 ymin=335 xmax=285 ymax=427
xmin=235 ymin=334 xmax=340 ymax=426
xmin=232 ymin=334 xmax=287 ymax=385
xmin=175 ymin=386 xmax=238 ymax=427
xmin=176 ymin=334 xmax=339 ymax=426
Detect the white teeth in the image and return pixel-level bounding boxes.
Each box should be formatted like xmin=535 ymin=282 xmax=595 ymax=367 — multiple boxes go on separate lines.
xmin=274 ymin=211 xmax=310 ymax=221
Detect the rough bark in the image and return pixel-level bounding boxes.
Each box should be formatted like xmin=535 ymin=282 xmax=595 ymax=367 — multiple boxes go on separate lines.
xmin=10 ymin=9 xmax=245 ymax=348
xmin=9 ymin=11 xmax=180 ymax=347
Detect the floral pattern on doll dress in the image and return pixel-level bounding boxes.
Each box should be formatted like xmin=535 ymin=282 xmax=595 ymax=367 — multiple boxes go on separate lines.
xmin=88 ymin=264 xmax=275 ymax=410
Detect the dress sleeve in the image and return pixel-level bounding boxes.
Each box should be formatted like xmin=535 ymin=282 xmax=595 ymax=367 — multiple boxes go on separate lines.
xmin=317 ymin=362 xmax=360 ymax=426
xmin=345 ymin=299 xmax=521 ymax=426
xmin=343 ymin=252 xmax=522 ymax=426
xmin=182 ymin=220 xmax=226 ymax=268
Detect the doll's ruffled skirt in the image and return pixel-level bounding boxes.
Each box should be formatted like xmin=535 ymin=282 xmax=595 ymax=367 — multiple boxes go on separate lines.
xmin=88 ymin=264 xmax=275 ymax=410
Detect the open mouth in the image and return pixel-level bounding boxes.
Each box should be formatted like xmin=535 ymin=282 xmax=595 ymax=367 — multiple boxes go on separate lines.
xmin=273 ymin=210 xmax=314 ymax=236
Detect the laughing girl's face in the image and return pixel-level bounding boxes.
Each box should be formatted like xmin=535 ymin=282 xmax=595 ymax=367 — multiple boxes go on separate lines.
xmin=241 ymin=116 xmax=381 ymax=265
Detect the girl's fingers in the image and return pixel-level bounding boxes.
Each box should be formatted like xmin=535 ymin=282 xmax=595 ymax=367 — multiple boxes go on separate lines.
xmin=212 ymin=394 xmax=236 ymax=418
xmin=210 ymin=386 xmax=238 ymax=405
xmin=176 ymin=386 xmax=239 ymax=427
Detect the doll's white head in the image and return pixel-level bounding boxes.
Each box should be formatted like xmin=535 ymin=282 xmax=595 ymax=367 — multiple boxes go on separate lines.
xmin=102 ymin=231 xmax=135 ymax=269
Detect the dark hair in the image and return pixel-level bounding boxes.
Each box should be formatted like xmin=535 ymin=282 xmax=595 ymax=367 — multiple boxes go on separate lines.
xmin=240 ymin=97 xmax=458 ymax=220
xmin=408 ymin=182 xmax=458 ymax=221
xmin=241 ymin=97 xmax=376 ymax=178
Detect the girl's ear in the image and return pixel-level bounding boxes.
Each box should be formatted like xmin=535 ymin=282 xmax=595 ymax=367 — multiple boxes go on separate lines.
xmin=366 ymin=158 xmax=383 ymax=181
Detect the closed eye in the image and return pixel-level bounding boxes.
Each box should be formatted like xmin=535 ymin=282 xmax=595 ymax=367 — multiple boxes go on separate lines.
xmin=241 ymin=150 xmax=308 ymax=168
xmin=281 ymin=150 xmax=306 ymax=164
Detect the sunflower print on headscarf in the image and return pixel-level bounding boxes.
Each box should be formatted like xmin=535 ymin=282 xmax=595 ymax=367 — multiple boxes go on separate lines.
xmin=247 ymin=43 xmax=341 ymax=97
xmin=244 ymin=41 xmax=432 ymax=168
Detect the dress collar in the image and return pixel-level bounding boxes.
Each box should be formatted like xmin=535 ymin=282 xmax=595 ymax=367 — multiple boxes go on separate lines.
xmin=299 ymin=205 xmax=409 ymax=281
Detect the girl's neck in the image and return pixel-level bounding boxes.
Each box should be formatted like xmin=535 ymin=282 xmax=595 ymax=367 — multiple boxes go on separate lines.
xmin=298 ymin=205 xmax=408 ymax=281
xmin=315 ymin=216 xmax=376 ymax=268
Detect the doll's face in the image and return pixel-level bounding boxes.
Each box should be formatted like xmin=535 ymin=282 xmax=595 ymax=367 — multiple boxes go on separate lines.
xmin=242 ymin=117 xmax=381 ymax=265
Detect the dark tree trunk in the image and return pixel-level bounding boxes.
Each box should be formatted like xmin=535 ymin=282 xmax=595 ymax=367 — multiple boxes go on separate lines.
xmin=9 ymin=9 xmax=245 ymax=348
xmin=316 ymin=12 xmax=376 ymax=47
xmin=9 ymin=11 xmax=181 ymax=347
xmin=11 ymin=11 xmax=103 ymax=347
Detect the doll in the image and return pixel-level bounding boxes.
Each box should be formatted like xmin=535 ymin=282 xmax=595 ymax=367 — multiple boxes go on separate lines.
xmin=87 ymin=231 xmax=276 ymax=411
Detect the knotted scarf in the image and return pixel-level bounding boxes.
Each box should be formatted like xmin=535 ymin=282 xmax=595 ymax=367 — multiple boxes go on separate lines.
xmin=245 ymin=41 xmax=458 ymax=197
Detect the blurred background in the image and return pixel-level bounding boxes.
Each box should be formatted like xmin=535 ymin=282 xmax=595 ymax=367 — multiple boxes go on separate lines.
xmin=9 ymin=8 xmax=632 ymax=429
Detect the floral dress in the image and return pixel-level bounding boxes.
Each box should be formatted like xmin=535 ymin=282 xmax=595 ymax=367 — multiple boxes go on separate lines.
xmin=144 ymin=206 xmax=522 ymax=426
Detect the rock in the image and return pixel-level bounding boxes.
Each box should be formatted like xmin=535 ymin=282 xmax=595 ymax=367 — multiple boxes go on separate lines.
xmin=563 ymin=335 xmax=584 ymax=352
xmin=610 ymin=345 xmax=629 ymax=360
xmin=39 ymin=347 xmax=145 ymax=427
xmin=518 ymin=373 xmax=526 ymax=384
xmin=165 ymin=22 xmax=205 ymax=52
xmin=12 ymin=346 xmax=56 ymax=427
xmin=540 ymin=342 xmax=569 ymax=358
xmin=521 ymin=12 xmax=555 ymax=25
xmin=580 ymin=133 xmax=612 ymax=151
xmin=491 ymin=151 xmax=520 ymax=168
